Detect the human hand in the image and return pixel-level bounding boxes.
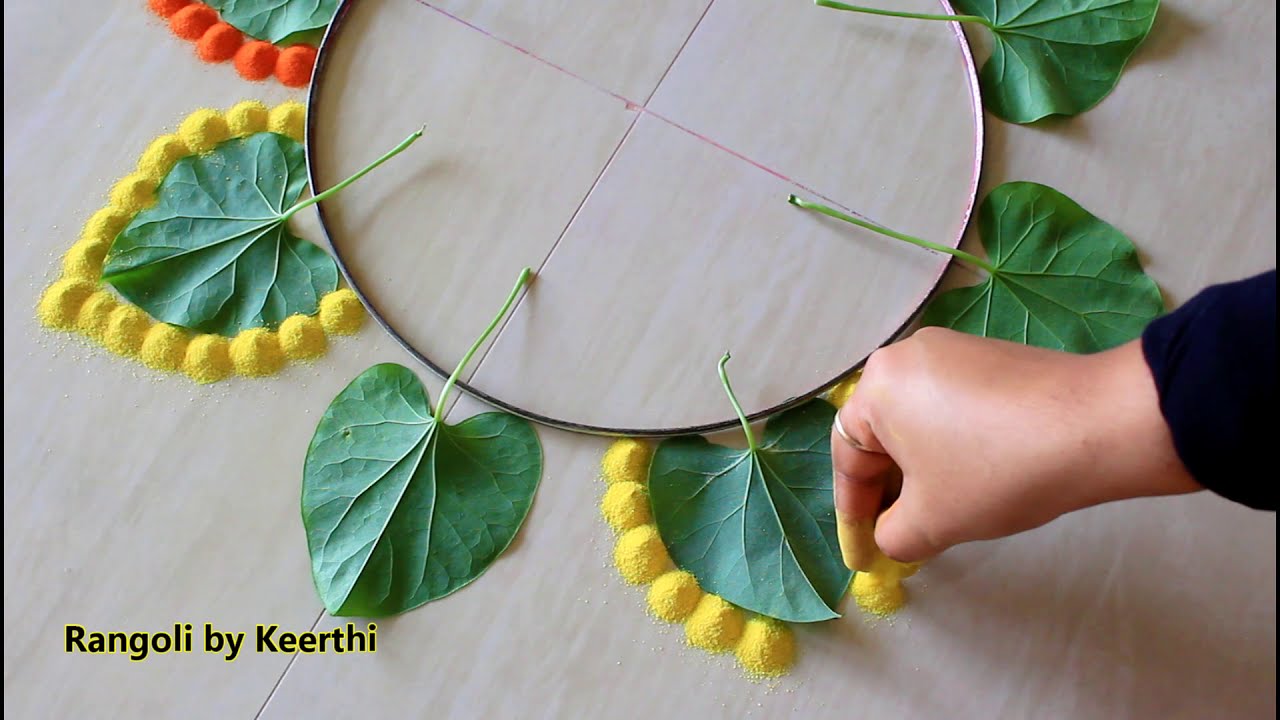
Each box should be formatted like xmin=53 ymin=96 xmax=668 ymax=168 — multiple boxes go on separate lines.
xmin=832 ymin=327 xmax=1201 ymax=570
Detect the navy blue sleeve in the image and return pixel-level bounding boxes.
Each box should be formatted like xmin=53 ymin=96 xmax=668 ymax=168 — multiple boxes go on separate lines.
xmin=1141 ymin=269 xmax=1276 ymax=511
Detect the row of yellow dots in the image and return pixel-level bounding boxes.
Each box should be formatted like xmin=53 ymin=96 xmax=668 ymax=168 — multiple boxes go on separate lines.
xmin=600 ymin=439 xmax=797 ymax=678
xmin=35 ymin=101 xmax=365 ymax=383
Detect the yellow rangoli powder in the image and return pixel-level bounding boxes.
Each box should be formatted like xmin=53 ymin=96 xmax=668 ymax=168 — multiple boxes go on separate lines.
xmin=851 ymin=551 xmax=919 ymax=617
xmin=318 ymin=289 xmax=365 ymax=335
xmin=178 ymin=108 xmax=231 ymax=154
xmin=136 ymin=134 xmax=189 ymax=184
xmin=184 ymin=334 xmax=232 ymax=384
xmin=827 ymin=370 xmax=862 ymax=408
xmin=37 ymin=278 xmax=95 ymax=330
xmin=278 ymin=314 xmax=327 ymax=360
xmin=613 ymin=524 xmax=672 ymax=585
xmin=601 ymin=438 xmax=652 ymax=485
xmin=600 ymin=481 xmax=651 ymax=532
xmin=225 ymin=100 xmax=270 ymax=137
xmin=81 ymin=207 xmax=131 ymax=243
xmin=736 ymin=616 xmax=796 ymax=677
xmin=103 ymin=305 xmax=152 ymax=358
xmin=684 ymin=594 xmax=746 ymax=653
xmin=139 ymin=324 xmax=189 ymax=372
xmin=229 ymin=328 xmax=285 ymax=377
xmin=647 ymin=570 xmax=703 ymax=623
xmin=76 ymin=291 xmax=119 ymax=341
xmin=108 ymin=173 xmax=157 ymax=215
xmin=61 ymin=239 xmax=110 ymax=281
xmin=267 ymin=101 xmax=306 ymax=142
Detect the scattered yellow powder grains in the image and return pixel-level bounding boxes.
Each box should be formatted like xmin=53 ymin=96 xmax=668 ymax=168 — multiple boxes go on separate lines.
xmin=229 ymin=328 xmax=285 ymax=377
xmin=103 ymin=305 xmax=152 ymax=358
xmin=852 ymin=572 xmax=906 ymax=616
xmin=613 ymin=524 xmax=671 ymax=585
xmin=647 ymin=570 xmax=703 ymax=623
xmin=136 ymin=134 xmax=189 ymax=184
xmin=62 ymin=239 xmax=110 ymax=281
xmin=736 ymin=617 xmax=796 ymax=677
xmin=684 ymin=594 xmax=746 ymax=653
xmin=600 ymin=481 xmax=651 ymax=532
xmin=108 ymin=174 xmax=156 ymax=215
xmin=178 ymin=108 xmax=231 ymax=154
xmin=139 ymin=323 xmax=189 ymax=372
xmin=278 ymin=314 xmax=327 ymax=360
xmin=76 ymin=290 xmax=119 ymax=341
xmin=267 ymin=101 xmax=306 ymax=141
xmin=225 ymin=100 xmax=269 ymax=137
xmin=827 ymin=370 xmax=862 ymax=408
xmin=601 ymin=438 xmax=652 ymax=485
xmin=184 ymin=334 xmax=233 ymax=384
xmin=81 ymin=207 xmax=131 ymax=243
xmin=37 ymin=278 xmax=96 ymax=330
xmin=318 ymin=289 xmax=365 ymax=335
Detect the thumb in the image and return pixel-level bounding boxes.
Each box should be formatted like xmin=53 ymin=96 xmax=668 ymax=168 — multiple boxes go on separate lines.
xmin=873 ymin=489 xmax=943 ymax=564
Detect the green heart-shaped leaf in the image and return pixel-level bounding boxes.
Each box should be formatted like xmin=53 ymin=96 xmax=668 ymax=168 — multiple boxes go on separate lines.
xmin=208 ymin=0 xmax=338 ymax=45
xmin=952 ymin=0 xmax=1159 ymax=123
xmin=817 ymin=0 xmax=1159 ymax=123
xmin=921 ymin=182 xmax=1163 ymax=351
xmin=302 ymin=363 xmax=541 ymax=617
xmin=649 ymin=357 xmax=851 ymax=623
xmin=102 ymin=132 xmax=338 ymax=336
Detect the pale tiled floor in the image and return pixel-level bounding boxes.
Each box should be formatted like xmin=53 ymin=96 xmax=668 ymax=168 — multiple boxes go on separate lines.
xmin=4 ymin=1 xmax=1276 ymax=719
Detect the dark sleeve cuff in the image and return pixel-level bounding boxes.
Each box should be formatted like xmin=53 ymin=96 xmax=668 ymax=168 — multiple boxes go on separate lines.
xmin=1141 ymin=269 xmax=1276 ymax=511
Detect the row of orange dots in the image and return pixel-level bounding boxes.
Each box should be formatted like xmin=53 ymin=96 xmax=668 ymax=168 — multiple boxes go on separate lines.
xmin=148 ymin=0 xmax=317 ymax=87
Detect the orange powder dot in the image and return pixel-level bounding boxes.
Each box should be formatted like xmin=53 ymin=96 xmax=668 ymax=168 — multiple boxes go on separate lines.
xmin=178 ymin=109 xmax=230 ymax=154
xmin=37 ymin=279 xmax=96 ymax=330
xmin=229 ymin=328 xmax=285 ymax=377
xmin=140 ymin=324 xmax=189 ymax=372
xmin=275 ymin=45 xmax=317 ymax=88
xmin=278 ymin=314 xmax=327 ymax=360
xmin=318 ymin=289 xmax=365 ymax=335
xmin=225 ymin=100 xmax=270 ymax=137
xmin=62 ymin=240 xmax=111 ymax=281
xmin=267 ymin=101 xmax=306 ymax=142
xmin=197 ymin=23 xmax=242 ymax=63
xmin=184 ymin=334 xmax=232 ymax=384
xmin=103 ymin=305 xmax=153 ymax=358
xmin=148 ymin=0 xmax=190 ymax=19
xmin=170 ymin=4 xmax=218 ymax=41
xmin=76 ymin=291 xmax=119 ymax=341
xmin=235 ymin=41 xmax=279 ymax=82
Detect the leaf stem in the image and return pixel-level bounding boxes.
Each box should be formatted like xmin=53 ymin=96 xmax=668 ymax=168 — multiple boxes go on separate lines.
xmin=280 ymin=126 xmax=426 ymax=223
xmin=718 ymin=352 xmax=758 ymax=453
xmin=433 ymin=267 xmax=534 ymax=421
xmin=814 ymin=0 xmax=992 ymax=27
xmin=788 ymin=194 xmax=997 ymax=274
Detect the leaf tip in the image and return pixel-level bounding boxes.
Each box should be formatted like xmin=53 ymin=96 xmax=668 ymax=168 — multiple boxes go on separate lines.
xmin=786 ymin=193 xmax=801 ymax=206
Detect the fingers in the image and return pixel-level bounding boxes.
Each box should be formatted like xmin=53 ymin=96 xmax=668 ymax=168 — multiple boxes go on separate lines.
xmin=873 ymin=492 xmax=942 ymax=565
xmin=832 ymin=403 xmax=894 ymax=571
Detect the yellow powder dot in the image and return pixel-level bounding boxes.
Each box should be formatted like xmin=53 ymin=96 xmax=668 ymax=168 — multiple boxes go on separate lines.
xmin=684 ymin=594 xmax=746 ymax=653
xmin=103 ymin=305 xmax=152 ymax=358
xmin=647 ymin=570 xmax=703 ymax=623
xmin=827 ymin=370 xmax=862 ymax=408
xmin=318 ymin=289 xmax=365 ymax=335
xmin=852 ymin=572 xmax=906 ymax=616
xmin=37 ymin=278 xmax=96 ymax=330
xmin=81 ymin=207 xmax=131 ymax=244
xmin=278 ymin=314 xmax=327 ymax=360
xmin=225 ymin=100 xmax=270 ymax=137
xmin=267 ymin=101 xmax=306 ymax=142
xmin=229 ymin=327 xmax=285 ymax=377
xmin=601 ymin=438 xmax=652 ymax=485
xmin=184 ymin=334 xmax=233 ymax=384
xmin=136 ymin=134 xmax=189 ymax=184
xmin=139 ymin=324 xmax=189 ymax=372
xmin=613 ymin=524 xmax=671 ymax=585
xmin=736 ymin=617 xmax=796 ymax=677
xmin=178 ymin=108 xmax=231 ymax=154
xmin=601 ymin=481 xmax=652 ymax=533
xmin=108 ymin=174 xmax=157 ymax=215
xmin=62 ymin=240 xmax=110 ymax=281
xmin=868 ymin=551 xmax=920 ymax=582
xmin=76 ymin=290 xmax=119 ymax=341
